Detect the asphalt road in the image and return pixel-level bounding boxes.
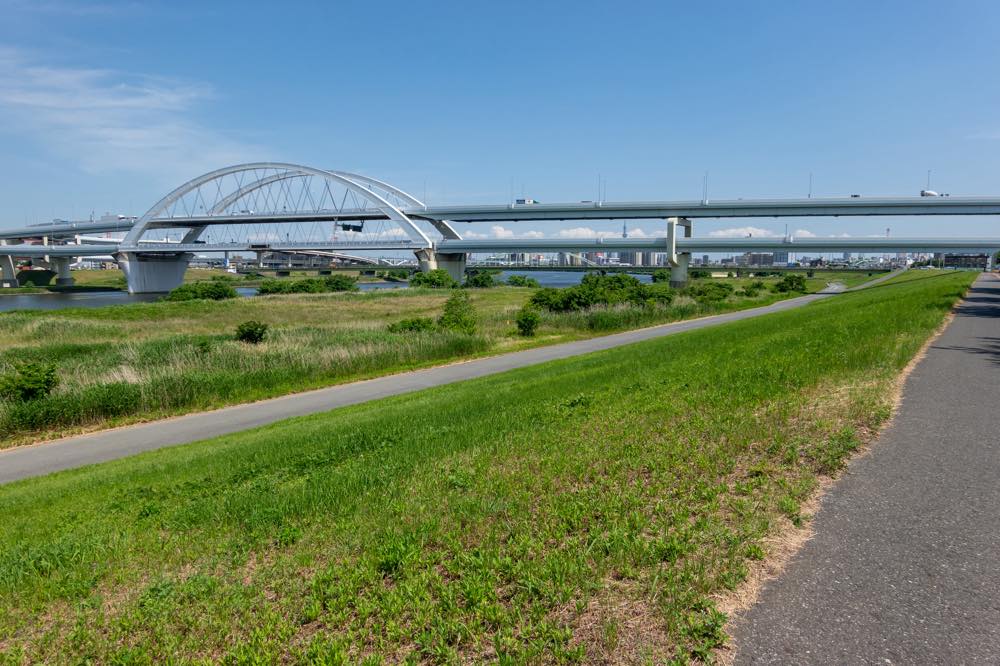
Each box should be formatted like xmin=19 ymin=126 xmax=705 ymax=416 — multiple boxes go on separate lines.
xmin=731 ymin=273 xmax=1000 ymax=664
xmin=0 ymin=289 xmax=834 ymax=485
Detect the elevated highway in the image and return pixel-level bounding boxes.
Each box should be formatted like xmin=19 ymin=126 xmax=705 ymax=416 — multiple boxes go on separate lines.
xmin=2 ymin=162 xmax=1000 ymax=291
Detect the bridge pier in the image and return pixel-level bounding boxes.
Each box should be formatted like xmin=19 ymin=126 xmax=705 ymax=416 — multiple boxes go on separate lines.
xmin=670 ymin=253 xmax=691 ymax=288
xmin=416 ymin=250 xmax=467 ymax=282
xmin=116 ymin=252 xmax=191 ymax=294
xmin=1 ymin=256 xmax=16 ymax=288
xmin=0 ymin=241 xmax=16 ymax=288
xmin=52 ymin=258 xmax=75 ymax=286
xmin=666 ymin=216 xmax=693 ymax=288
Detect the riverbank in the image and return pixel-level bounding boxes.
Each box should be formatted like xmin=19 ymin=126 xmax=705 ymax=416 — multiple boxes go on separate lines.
xmin=0 ymin=273 xmax=864 ymax=448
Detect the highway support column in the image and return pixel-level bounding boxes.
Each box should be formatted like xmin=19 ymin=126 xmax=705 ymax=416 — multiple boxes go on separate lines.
xmin=0 ymin=241 xmax=16 ymax=288
xmin=666 ymin=216 xmax=692 ymax=288
xmin=52 ymin=257 xmax=75 ymax=286
xmin=415 ymin=249 xmax=467 ymax=283
xmin=116 ymin=252 xmax=192 ymax=294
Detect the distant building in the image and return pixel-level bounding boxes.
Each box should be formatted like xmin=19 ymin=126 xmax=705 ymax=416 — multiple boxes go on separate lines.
xmin=738 ymin=252 xmax=774 ymax=266
xmin=772 ymin=251 xmax=789 ymax=265
xmin=943 ymin=253 xmax=989 ymax=269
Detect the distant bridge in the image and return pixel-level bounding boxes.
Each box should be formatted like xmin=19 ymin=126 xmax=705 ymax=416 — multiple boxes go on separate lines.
xmin=2 ymin=162 xmax=999 ymax=292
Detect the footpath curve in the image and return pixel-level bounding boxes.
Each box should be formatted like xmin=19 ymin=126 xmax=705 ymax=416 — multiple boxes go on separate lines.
xmin=0 ymin=279 xmax=870 ymax=485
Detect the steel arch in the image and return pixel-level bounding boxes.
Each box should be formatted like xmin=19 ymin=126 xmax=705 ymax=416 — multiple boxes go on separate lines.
xmin=328 ymin=171 xmax=461 ymax=240
xmin=121 ymin=162 xmax=434 ymax=248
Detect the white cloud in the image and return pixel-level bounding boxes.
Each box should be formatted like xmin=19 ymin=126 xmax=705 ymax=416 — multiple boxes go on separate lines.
xmin=464 ymin=225 xmax=543 ymax=239
xmin=793 ymin=229 xmax=816 ymax=237
xmin=0 ymin=47 xmax=258 ymax=179
xmin=708 ymin=226 xmax=779 ymax=238
xmin=557 ymin=226 xmax=619 ymax=239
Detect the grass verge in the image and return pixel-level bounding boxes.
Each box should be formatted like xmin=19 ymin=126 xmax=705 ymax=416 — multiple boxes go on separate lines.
xmin=0 ymin=270 xmax=975 ymax=663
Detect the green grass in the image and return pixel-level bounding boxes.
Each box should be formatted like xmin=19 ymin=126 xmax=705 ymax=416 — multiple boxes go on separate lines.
xmin=0 ymin=270 xmax=974 ymax=663
xmin=0 ymin=274 xmax=848 ymax=448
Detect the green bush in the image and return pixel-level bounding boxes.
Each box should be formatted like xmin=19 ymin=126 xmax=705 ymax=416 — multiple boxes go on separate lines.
xmin=323 ymin=274 xmax=359 ymax=292
xmin=689 ymin=269 xmax=711 ymax=279
xmin=235 ymin=320 xmax=268 ymax=344
xmin=165 ymin=281 xmax=238 ymax=301
xmin=515 ymin=305 xmax=541 ymax=337
xmin=506 ymin=274 xmax=541 ymax=288
xmin=464 ymin=270 xmax=498 ymax=289
xmin=409 ymin=269 xmax=457 ymax=289
xmin=651 ymin=269 xmax=671 ymax=283
xmin=684 ymin=282 xmax=734 ymax=303
xmin=0 ymin=362 xmax=59 ymax=402
xmin=387 ymin=317 xmax=436 ymax=333
xmin=382 ymin=269 xmax=410 ymax=282
xmin=257 ymin=276 xmax=357 ymax=295
xmin=773 ymin=274 xmax=808 ymax=293
xmin=807 ymin=269 xmax=816 ymax=278
xmin=529 ymin=273 xmax=673 ymax=313
xmin=741 ymin=279 xmax=766 ymax=298
xmin=438 ymin=291 xmax=477 ymax=335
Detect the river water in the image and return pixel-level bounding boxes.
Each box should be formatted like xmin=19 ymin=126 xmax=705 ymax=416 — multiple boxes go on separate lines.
xmin=0 ymin=270 xmax=652 ymax=312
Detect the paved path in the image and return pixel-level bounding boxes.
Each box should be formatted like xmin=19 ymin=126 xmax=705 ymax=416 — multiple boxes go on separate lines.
xmin=731 ymin=273 xmax=1000 ymax=664
xmin=0 ymin=290 xmax=836 ymax=485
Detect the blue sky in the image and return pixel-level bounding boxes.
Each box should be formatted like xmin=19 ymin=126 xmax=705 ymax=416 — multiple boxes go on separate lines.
xmin=1 ymin=0 xmax=999 ymax=240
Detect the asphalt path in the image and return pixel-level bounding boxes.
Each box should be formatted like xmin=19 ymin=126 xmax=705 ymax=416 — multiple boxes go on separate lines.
xmin=731 ymin=273 xmax=1000 ymax=664
xmin=0 ymin=287 xmax=846 ymax=485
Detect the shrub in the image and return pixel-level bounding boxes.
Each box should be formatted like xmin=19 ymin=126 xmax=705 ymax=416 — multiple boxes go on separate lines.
xmin=464 ymin=270 xmax=498 ymax=289
xmin=515 ymin=305 xmax=541 ymax=337
xmin=0 ymin=361 xmax=59 ymax=402
xmin=741 ymin=279 xmax=767 ymax=297
xmin=409 ymin=269 xmax=457 ymax=289
xmin=257 ymin=276 xmax=357 ymax=295
xmin=388 ymin=317 xmax=436 ymax=333
xmin=651 ymin=269 xmax=671 ymax=283
xmin=235 ymin=320 xmax=268 ymax=344
xmin=807 ymin=269 xmax=816 ymax=278
xmin=689 ymin=269 xmax=711 ymax=279
xmin=506 ymin=274 xmax=540 ymax=288
xmin=529 ymin=273 xmax=674 ymax=313
xmin=382 ymin=269 xmax=410 ymax=282
xmin=685 ymin=282 xmax=734 ymax=303
xmin=165 ymin=281 xmax=238 ymax=301
xmin=773 ymin=274 xmax=808 ymax=293
xmin=438 ymin=291 xmax=477 ymax=335
xmin=324 ymin=274 xmax=359 ymax=292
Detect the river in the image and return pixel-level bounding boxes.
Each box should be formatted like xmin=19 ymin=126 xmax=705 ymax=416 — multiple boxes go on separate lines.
xmin=0 ymin=270 xmax=652 ymax=312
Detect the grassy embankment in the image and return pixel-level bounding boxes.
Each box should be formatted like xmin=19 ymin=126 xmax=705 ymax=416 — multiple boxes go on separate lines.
xmin=0 ymin=270 xmax=975 ymax=663
xmin=0 ymin=272 xmax=873 ymax=448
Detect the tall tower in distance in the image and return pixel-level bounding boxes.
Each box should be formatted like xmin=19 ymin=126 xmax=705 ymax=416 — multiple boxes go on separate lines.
xmin=622 ymin=221 xmax=628 ymax=238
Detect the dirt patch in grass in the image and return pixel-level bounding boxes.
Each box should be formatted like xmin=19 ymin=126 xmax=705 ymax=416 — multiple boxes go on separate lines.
xmin=563 ymin=582 xmax=674 ymax=664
